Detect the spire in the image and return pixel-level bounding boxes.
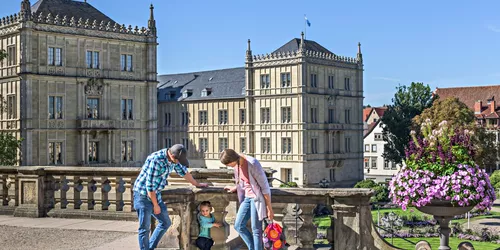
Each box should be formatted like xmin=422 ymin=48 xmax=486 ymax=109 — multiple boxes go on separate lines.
xmin=357 ymin=42 xmax=363 ymax=63
xmin=20 ymin=0 xmax=31 ymax=20
xmin=299 ymin=32 xmax=305 ymax=52
xmin=148 ymin=4 xmax=156 ymax=34
xmin=246 ymin=39 xmax=253 ymax=63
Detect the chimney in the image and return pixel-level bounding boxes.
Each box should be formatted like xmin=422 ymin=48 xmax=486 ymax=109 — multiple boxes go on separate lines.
xmin=490 ymin=100 xmax=496 ymax=113
xmin=474 ymin=100 xmax=482 ymax=114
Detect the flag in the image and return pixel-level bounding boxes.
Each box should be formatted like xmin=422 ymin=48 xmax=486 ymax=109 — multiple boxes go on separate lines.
xmin=305 ymin=16 xmax=311 ymax=27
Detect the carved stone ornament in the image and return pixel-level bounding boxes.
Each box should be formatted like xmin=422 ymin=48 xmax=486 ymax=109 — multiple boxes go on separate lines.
xmin=84 ymin=78 xmax=104 ymax=96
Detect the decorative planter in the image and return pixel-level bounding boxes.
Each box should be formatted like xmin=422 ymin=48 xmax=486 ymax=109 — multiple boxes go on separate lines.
xmin=416 ymin=200 xmax=474 ymax=250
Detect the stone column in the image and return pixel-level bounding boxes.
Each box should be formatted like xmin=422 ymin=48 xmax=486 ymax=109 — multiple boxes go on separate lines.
xmin=81 ymin=131 xmax=85 ymax=164
xmin=85 ymin=131 xmax=90 ymax=164
xmin=107 ymin=131 xmax=112 ymax=163
xmin=296 ymin=204 xmax=317 ymax=250
xmin=13 ymin=168 xmax=46 ymax=218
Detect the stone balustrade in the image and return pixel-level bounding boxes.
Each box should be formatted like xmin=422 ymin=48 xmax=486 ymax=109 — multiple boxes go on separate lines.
xmin=0 ymin=166 xmax=397 ymax=250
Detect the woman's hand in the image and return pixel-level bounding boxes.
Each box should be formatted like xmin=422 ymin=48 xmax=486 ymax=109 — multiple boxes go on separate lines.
xmin=224 ymin=186 xmax=237 ymax=193
xmin=267 ymin=206 xmax=274 ymax=221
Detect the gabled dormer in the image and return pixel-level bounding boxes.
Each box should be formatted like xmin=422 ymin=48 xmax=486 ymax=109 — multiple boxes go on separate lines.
xmin=201 ymin=88 xmax=212 ymax=97
xmin=182 ymin=89 xmax=193 ymax=98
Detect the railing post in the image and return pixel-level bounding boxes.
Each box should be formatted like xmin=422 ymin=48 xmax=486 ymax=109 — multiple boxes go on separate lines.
xmin=296 ymin=204 xmax=317 ymax=250
xmin=13 ymin=167 xmax=47 ymax=217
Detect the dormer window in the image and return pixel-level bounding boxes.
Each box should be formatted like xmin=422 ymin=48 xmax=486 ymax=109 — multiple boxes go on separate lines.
xmin=201 ymin=88 xmax=212 ymax=97
xmin=242 ymin=87 xmax=246 ymax=95
xmin=182 ymin=89 xmax=193 ymax=98
xmin=165 ymin=91 xmax=176 ymax=101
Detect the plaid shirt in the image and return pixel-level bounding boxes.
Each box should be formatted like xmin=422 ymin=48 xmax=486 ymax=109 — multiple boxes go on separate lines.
xmin=133 ymin=149 xmax=188 ymax=202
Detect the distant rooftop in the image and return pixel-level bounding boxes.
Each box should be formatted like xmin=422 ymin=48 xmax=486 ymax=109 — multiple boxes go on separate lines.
xmin=31 ymin=0 xmax=116 ymax=24
xmin=273 ymin=38 xmax=334 ymax=54
xmin=157 ymin=68 xmax=245 ymax=102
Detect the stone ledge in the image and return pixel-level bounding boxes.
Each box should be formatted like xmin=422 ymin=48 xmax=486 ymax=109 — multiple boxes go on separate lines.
xmin=46 ymin=209 xmax=137 ymax=221
xmin=0 ymin=206 xmax=15 ymax=215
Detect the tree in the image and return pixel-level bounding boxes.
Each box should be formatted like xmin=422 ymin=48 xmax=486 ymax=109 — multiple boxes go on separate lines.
xmin=354 ymin=179 xmax=389 ymax=203
xmin=0 ymin=133 xmax=22 ymax=166
xmin=0 ymin=49 xmax=6 ymax=61
xmin=381 ymin=82 xmax=434 ymax=164
xmin=412 ymin=97 xmax=499 ymax=172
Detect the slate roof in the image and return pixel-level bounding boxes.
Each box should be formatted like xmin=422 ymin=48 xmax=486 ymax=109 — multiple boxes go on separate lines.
xmin=31 ymin=0 xmax=116 ymax=24
xmin=273 ymin=38 xmax=334 ymax=54
xmin=157 ymin=68 xmax=245 ymax=102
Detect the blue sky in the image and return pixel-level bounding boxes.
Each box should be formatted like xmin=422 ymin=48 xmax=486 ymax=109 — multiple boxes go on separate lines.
xmin=3 ymin=0 xmax=500 ymax=106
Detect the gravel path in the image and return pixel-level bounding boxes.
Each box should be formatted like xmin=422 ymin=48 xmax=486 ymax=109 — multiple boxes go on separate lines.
xmin=0 ymin=225 xmax=135 ymax=250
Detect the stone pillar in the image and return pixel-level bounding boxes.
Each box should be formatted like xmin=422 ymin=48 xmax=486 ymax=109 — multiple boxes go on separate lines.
xmin=331 ymin=189 xmax=376 ymax=250
xmin=296 ymin=204 xmax=317 ymax=250
xmin=85 ymin=131 xmax=89 ymax=164
xmin=107 ymin=131 xmax=112 ymax=163
xmin=172 ymin=202 xmax=193 ymax=250
xmin=80 ymin=131 xmax=85 ymax=164
xmin=122 ymin=177 xmax=134 ymax=212
xmin=13 ymin=168 xmax=46 ymax=218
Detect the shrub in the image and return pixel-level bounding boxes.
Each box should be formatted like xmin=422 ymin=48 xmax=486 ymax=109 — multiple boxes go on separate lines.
xmin=279 ymin=182 xmax=298 ymax=188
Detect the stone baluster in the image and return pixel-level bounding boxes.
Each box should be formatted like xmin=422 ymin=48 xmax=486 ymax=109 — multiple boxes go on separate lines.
xmin=93 ymin=177 xmax=103 ymax=210
xmin=53 ymin=175 xmax=69 ymax=209
xmin=211 ymin=196 xmax=230 ymax=249
xmin=296 ymin=204 xmax=317 ymax=250
xmin=113 ymin=177 xmax=125 ymax=211
xmin=107 ymin=177 xmax=117 ymax=211
xmin=102 ymin=178 xmax=111 ymax=210
xmin=282 ymin=203 xmax=301 ymax=247
xmin=73 ymin=177 xmax=83 ymax=209
xmin=122 ymin=177 xmax=134 ymax=212
xmin=88 ymin=178 xmax=97 ymax=210
xmin=7 ymin=174 xmax=18 ymax=207
xmin=65 ymin=176 xmax=77 ymax=209
xmin=80 ymin=177 xmax=90 ymax=210
xmin=172 ymin=202 xmax=193 ymax=250
xmin=0 ymin=174 xmax=7 ymax=206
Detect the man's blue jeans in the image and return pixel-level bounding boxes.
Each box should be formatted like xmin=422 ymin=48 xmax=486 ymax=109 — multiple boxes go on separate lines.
xmin=134 ymin=193 xmax=171 ymax=250
xmin=234 ymin=197 xmax=263 ymax=250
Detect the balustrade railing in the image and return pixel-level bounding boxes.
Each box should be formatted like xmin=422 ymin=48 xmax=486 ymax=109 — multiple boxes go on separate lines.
xmin=0 ymin=166 xmax=399 ymax=250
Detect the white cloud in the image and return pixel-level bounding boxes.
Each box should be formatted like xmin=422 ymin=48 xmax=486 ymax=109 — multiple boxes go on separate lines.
xmin=487 ymin=24 xmax=500 ymax=33
xmin=372 ymin=76 xmax=401 ymax=83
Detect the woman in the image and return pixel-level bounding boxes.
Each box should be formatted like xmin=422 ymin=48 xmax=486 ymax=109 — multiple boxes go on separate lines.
xmin=221 ymin=149 xmax=273 ymax=250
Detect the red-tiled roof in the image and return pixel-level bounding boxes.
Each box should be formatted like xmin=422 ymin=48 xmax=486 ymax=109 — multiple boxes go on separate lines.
xmin=364 ymin=120 xmax=380 ymax=138
xmin=435 ymin=85 xmax=500 ymax=110
xmin=373 ymin=107 xmax=388 ymax=117
xmin=363 ymin=107 xmax=373 ymax=122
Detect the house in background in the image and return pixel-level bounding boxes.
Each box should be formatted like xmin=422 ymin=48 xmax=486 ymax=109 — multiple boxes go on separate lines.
xmin=363 ymin=106 xmax=399 ymax=182
xmin=435 ymin=85 xmax=500 ymax=173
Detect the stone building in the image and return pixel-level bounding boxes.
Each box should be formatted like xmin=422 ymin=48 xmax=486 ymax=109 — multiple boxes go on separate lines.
xmin=158 ymin=35 xmax=364 ymax=187
xmin=0 ymin=0 xmax=158 ymax=166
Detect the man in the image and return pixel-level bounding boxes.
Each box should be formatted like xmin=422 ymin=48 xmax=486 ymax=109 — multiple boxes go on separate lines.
xmin=133 ymin=144 xmax=208 ymax=250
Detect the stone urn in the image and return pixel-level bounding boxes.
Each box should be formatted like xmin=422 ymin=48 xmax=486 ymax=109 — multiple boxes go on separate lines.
xmin=416 ymin=200 xmax=474 ymax=250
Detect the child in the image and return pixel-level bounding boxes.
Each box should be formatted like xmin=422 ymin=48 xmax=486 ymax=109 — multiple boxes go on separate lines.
xmin=196 ymin=201 xmax=222 ymax=250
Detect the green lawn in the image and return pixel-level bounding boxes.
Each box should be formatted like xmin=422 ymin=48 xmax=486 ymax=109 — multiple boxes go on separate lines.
xmin=390 ymin=237 xmax=500 ymax=250
xmin=371 ymin=207 xmax=500 ymax=224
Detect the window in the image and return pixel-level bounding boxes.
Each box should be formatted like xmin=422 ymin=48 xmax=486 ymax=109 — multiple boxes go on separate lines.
xmin=199 ymin=138 xmax=208 ymax=152
xmin=328 ymin=109 xmax=335 ymax=123
xmin=344 ymin=77 xmax=350 ymax=90
xmin=86 ymin=51 xmax=100 ymax=69
xmin=240 ymin=138 xmax=246 ymax=153
xmin=261 ymin=108 xmax=270 ymax=123
xmin=7 ymin=95 xmax=15 ymax=119
xmin=219 ymin=138 xmax=228 ymax=152
xmin=284 ymin=169 xmax=293 ymax=183
xmin=86 ymin=98 xmax=99 ymax=119
xmin=344 ymin=109 xmax=351 ymax=124
xmin=374 ymin=133 xmax=383 ymax=141
xmin=218 ymin=110 xmax=228 ymax=124
xmin=48 ymin=142 xmax=63 ymax=165
xmin=282 ymin=137 xmax=292 ymax=154
xmin=329 ymin=169 xmax=335 ymax=182
xmin=165 ymin=138 xmax=172 ymax=148
xmin=384 ymin=161 xmax=390 ymax=170
xmin=261 ymin=137 xmax=271 ymax=153
xmin=88 ymin=142 xmax=98 ymax=162
xmin=165 ymin=113 xmax=171 ymax=126
xmin=311 ymin=138 xmax=318 ymax=154
xmin=121 ymin=141 xmax=133 ymax=162
xmin=166 ymin=91 xmax=176 ymax=101
xmin=371 ymin=157 xmax=377 ymax=169
xmin=7 ymin=45 xmax=16 ymax=66
xmin=201 ymin=88 xmax=212 ymax=97
xmin=310 ymin=74 xmax=317 ymax=88
xmin=364 ymin=144 xmax=370 ymax=152
xmin=182 ymin=138 xmax=189 ymax=150
xmin=281 ymin=107 xmax=291 ymax=123
xmin=120 ymin=54 xmax=133 ymax=71
xmin=364 ymin=158 xmax=369 ymax=169
xmin=121 ymin=99 xmax=133 ymax=120
xmin=372 ymin=144 xmax=377 ymax=152
xmin=281 ymin=73 xmax=291 ymax=87
xmin=344 ymin=137 xmax=351 ymax=152
xmin=391 ymin=162 xmax=398 ymax=170
xmin=261 ymin=74 xmax=270 ymax=89
xmin=199 ymin=110 xmax=208 ymax=125
xmin=48 ymin=47 xmax=62 ymax=66
xmin=181 ymin=112 xmax=189 ymax=126
xmin=310 ymin=107 xmax=318 ymax=123
xmin=328 ymin=75 xmax=335 ymax=89
xmin=48 ymin=96 xmax=63 ymax=119
xmin=240 ymin=109 xmax=246 ymax=124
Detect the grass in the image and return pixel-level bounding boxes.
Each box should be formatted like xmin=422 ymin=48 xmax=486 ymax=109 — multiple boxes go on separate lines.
xmin=390 ymin=237 xmax=500 ymax=250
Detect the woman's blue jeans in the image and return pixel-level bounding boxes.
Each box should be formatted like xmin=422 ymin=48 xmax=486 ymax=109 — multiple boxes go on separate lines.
xmin=234 ymin=197 xmax=263 ymax=250
xmin=134 ymin=193 xmax=171 ymax=250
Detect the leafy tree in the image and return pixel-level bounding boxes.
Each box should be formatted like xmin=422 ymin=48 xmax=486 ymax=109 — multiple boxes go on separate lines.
xmin=413 ymin=97 xmax=499 ymax=172
xmin=381 ymin=82 xmax=434 ymax=164
xmin=0 ymin=133 xmax=22 ymax=166
xmin=0 ymin=49 xmax=6 ymax=61
xmin=354 ymin=179 xmax=389 ymax=203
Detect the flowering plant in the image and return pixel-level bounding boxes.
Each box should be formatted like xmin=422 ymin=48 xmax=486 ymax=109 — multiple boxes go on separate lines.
xmin=389 ymin=120 xmax=496 ymax=210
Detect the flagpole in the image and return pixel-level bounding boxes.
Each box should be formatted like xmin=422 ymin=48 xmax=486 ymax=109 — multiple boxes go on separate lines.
xmin=304 ymin=14 xmax=307 ymax=39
